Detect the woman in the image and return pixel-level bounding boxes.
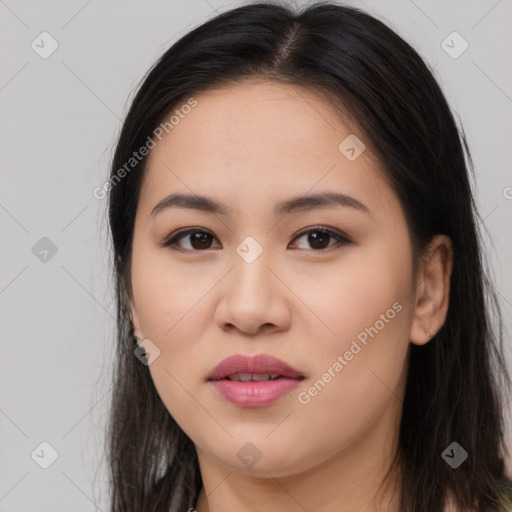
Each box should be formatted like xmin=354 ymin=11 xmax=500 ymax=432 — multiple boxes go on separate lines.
xmin=105 ymin=2 xmax=512 ymax=510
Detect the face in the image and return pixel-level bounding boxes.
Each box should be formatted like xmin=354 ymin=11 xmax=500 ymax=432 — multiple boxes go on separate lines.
xmin=127 ymin=80 xmax=430 ymax=479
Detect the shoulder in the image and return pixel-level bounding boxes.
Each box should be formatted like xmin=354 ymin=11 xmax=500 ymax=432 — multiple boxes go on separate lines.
xmin=444 ymin=482 xmax=512 ymax=512
xmin=499 ymin=479 xmax=512 ymax=511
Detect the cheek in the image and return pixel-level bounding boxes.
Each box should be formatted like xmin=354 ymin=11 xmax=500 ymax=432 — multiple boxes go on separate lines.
xmin=291 ymin=236 xmax=412 ymax=414
xmin=295 ymin=235 xmax=412 ymax=357
xmin=129 ymin=245 xmax=218 ymax=413
xmin=297 ymin=273 xmax=410 ymax=411
xmin=286 ymin=269 xmax=411 ymax=472
xmin=130 ymin=241 xmax=214 ymax=340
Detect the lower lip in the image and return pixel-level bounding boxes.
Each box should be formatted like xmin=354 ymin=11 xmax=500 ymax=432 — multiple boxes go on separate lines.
xmin=209 ymin=378 xmax=303 ymax=407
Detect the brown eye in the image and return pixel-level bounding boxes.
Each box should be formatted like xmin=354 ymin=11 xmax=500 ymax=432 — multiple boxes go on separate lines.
xmin=161 ymin=229 xmax=221 ymax=252
xmin=187 ymin=232 xmax=215 ymax=250
xmin=291 ymin=228 xmax=352 ymax=251
xmin=304 ymin=231 xmax=331 ymax=250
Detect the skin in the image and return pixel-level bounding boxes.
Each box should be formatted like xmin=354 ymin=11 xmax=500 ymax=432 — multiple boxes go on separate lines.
xmin=127 ymin=79 xmax=453 ymax=512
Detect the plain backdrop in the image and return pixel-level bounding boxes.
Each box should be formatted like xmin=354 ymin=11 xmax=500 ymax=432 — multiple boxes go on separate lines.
xmin=1 ymin=0 xmax=511 ymax=510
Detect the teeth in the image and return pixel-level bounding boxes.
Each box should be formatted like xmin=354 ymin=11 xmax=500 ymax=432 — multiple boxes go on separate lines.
xmin=252 ymin=373 xmax=280 ymax=382
xmin=235 ymin=372 xmax=253 ymax=382
xmin=227 ymin=372 xmax=281 ymax=382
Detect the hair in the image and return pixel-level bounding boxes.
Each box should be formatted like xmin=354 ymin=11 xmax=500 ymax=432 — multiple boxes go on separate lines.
xmin=105 ymin=1 xmax=512 ymax=511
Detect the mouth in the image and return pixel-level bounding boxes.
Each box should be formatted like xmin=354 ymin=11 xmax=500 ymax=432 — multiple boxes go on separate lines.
xmin=207 ymin=354 xmax=305 ymax=408
xmin=208 ymin=353 xmax=304 ymax=381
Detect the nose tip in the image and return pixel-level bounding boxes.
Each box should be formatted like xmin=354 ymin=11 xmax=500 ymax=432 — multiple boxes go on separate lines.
xmin=224 ymin=321 xmax=277 ymax=336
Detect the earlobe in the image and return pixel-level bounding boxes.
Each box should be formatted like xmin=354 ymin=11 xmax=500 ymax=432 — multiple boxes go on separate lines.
xmin=409 ymin=234 xmax=454 ymax=346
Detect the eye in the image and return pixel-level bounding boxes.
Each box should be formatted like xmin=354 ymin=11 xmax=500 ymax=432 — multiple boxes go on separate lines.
xmin=160 ymin=228 xmax=220 ymax=252
xmin=160 ymin=226 xmax=352 ymax=253
xmin=289 ymin=226 xmax=352 ymax=251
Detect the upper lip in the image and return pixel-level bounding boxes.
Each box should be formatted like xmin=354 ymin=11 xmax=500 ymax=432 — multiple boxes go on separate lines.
xmin=208 ymin=353 xmax=305 ymax=381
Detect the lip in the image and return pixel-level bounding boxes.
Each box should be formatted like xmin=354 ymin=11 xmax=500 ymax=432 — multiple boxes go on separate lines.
xmin=208 ymin=353 xmax=304 ymax=380
xmin=207 ymin=353 xmax=305 ymax=408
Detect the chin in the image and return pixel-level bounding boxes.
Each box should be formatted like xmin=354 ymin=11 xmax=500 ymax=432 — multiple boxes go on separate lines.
xmin=203 ymin=437 xmax=321 ymax=478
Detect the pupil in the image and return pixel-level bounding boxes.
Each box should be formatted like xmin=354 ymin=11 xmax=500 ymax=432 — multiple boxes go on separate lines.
xmin=192 ymin=233 xmax=211 ymax=249
xmin=309 ymin=232 xmax=329 ymax=249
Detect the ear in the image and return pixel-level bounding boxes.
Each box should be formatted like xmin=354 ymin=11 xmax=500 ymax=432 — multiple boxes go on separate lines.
xmin=118 ymin=260 xmax=144 ymax=341
xmin=409 ymin=234 xmax=454 ymax=345
xmin=127 ymin=296 xmax=144 ymax=341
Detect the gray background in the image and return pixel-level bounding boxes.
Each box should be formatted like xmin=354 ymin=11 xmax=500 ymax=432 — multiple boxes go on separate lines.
xmin=1 ymin=0 xmax=511 ymax=510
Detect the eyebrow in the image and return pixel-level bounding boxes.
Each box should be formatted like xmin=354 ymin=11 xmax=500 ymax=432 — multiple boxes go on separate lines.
xmin=150 ymin=191 xmax=371 ymax=218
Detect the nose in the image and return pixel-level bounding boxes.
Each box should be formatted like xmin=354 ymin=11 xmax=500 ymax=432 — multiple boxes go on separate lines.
xmin=213 ymin=251 xmax=291 ymax=336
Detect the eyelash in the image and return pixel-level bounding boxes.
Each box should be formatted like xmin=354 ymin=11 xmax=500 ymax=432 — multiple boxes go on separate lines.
xmin=159 ymin=226 xmax=353 ymax=253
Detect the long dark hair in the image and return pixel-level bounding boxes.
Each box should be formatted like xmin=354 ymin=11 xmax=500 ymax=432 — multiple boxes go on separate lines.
xmin=105 ymin=2 xmax=512 ymax=510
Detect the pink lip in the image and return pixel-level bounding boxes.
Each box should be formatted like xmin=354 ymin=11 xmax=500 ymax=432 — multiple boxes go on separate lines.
xmin=207 ymin=353 xmax=305 ymax=408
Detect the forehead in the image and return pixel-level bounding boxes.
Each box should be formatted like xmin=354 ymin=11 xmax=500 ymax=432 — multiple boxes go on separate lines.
xmin=148 ymin=80 xmax=353 ymax=164
xmin=138 ymin=80 xmax=394 ymax=220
